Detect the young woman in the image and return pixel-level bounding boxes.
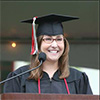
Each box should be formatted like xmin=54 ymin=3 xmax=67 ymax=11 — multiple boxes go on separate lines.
xmin=3 ymin=14 xmax=93 ymax=94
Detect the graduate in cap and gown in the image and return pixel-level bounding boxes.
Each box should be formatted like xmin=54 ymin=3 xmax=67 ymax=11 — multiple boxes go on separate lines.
xmin=3 ymin=14 xmax=93 ymax=94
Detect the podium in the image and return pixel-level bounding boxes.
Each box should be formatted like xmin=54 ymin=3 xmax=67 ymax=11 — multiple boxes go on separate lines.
xmin=1 ymin=93 xmax=99 ymax=100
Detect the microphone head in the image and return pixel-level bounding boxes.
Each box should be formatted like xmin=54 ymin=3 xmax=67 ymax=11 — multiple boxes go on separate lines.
xmin=38 ymin=52 xmax=46 ymax=62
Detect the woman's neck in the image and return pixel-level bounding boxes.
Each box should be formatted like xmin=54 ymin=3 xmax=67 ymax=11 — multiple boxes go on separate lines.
xmin=42 ymin=60 xmax=59 ymax=79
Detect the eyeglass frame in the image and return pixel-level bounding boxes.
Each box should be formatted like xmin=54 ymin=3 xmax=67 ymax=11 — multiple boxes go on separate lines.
xmin=42 ymin=37 xmax=64 ymax=44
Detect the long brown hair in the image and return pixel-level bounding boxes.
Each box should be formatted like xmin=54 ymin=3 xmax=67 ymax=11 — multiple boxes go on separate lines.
xmin=28 ymin=35 xmax=70 ymax=80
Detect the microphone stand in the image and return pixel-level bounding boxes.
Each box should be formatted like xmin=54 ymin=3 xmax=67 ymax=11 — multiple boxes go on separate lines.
xmin=0 ymin=60 xmax=43 ymax=84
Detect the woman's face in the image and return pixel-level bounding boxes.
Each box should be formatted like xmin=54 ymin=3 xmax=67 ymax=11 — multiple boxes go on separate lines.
xmin=40 ymin=35 xmax=64 ymax=62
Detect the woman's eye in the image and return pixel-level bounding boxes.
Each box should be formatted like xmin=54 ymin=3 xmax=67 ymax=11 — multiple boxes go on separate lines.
xmin=46 ymin=38 xmax=52 ymax=41
xmin=57 ymin=38 xmax=62 ymax=41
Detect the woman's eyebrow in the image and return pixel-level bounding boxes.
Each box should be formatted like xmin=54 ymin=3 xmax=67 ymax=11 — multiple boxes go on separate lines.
xmin=43 ymin=35 xmax=51 ymax=38
xmin=56 ymin=36 xmax=63 ymax=38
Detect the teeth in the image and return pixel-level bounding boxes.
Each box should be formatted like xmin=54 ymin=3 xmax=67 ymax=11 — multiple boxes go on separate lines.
xmin=49 ymin=51 xmax=57 ymax=53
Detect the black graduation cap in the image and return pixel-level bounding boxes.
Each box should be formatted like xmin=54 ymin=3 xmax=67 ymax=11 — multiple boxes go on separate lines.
xmin=21 ymin=14 xmax=79 ymax=55
xmin=21 ymin=14 xmax=79 ymax=36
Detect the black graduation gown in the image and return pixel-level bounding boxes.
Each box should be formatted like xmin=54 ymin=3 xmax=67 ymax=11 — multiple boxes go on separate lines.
xmin=3 ymin=65 xmax=93 ymax=94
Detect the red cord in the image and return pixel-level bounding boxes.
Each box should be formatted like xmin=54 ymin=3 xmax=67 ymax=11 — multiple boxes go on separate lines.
xmin=38 ymin=78 xmax=41 ymax=94
xmin=64 ymin=78 xmax=70 ymax=94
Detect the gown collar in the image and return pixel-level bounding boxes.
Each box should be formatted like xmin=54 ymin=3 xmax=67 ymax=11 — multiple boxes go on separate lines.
xmin=41 ymin=70 xmax=61 ymax=81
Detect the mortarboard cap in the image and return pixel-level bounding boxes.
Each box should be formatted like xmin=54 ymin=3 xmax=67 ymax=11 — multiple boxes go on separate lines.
xmin=21 ymin=14 xmax=79 ymax=55
xmin=21 ymin=14 xmax=79 ymax=36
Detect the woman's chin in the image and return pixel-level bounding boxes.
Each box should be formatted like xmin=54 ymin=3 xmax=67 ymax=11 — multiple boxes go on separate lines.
xmin=47 ymin=57 xmax=59 ymax=62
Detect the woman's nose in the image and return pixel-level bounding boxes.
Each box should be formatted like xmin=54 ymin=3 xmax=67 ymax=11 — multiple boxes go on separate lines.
xmin=51 ymin=40 xmax=58 ymax=47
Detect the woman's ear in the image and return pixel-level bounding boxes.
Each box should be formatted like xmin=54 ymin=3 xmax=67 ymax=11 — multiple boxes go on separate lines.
xmin=63 ymin=33 xmax=68 ymax=38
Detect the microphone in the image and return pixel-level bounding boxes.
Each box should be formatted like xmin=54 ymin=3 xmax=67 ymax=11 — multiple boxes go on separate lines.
xmin=38 ymin=52 xmax=46 ymax=62
xmin=0 ymin=52 xmax=46 ymax=84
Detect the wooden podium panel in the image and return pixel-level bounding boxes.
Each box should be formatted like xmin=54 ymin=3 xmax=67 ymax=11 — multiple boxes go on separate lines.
xmin=1 ymin=93 xmax=99 ymax=100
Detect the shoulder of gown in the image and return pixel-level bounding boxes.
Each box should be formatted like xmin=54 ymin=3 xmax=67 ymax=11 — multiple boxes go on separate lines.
xmin=13 ymin=65 xmax=30 ymax=74
xmin=67 ymin=67 xmax=86 ymax=82
xmin=67 ymin=67 xmax=93 ymax=94
xmin=3 ymin=65 xmax=30 ymax=93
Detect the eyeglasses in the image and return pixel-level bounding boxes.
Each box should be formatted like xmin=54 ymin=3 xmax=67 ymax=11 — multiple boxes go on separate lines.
xmin=43 ymin=37 xmax=64 ymax=44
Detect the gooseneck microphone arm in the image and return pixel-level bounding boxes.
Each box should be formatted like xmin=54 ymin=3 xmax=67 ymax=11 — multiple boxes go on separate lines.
xmin=0 ymin=60 xmax=42 ymax=85
xmin=0 ymin=52 xmax=46 ymax=85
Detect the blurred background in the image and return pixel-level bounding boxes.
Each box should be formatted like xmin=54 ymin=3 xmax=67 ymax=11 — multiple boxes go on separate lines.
xmin=0 ymin=0 xmax=99 ymax=94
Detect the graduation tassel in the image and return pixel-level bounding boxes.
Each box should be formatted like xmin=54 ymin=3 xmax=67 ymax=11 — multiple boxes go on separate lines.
xmin=31 ymin=17 xmax=38 ymax=55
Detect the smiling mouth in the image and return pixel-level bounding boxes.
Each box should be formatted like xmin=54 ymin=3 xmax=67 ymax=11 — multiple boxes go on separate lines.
xmin=48 ymin=50 xmax=59 ymax=53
